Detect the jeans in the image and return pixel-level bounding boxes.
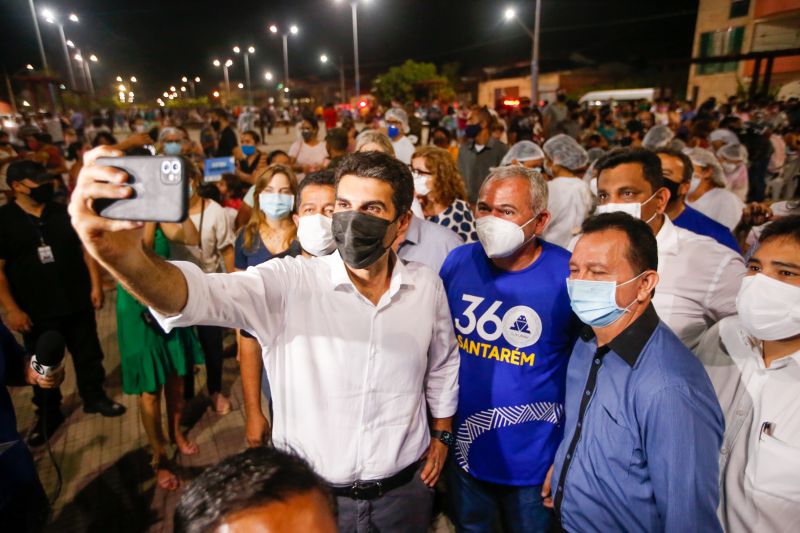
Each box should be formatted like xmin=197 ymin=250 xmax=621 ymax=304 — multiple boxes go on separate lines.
xmin=447 ymin=459 xmax=552 ymax=533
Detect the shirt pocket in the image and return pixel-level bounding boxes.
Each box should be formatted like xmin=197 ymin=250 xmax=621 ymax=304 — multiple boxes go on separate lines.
xmin=594 ymin=405 xmax=637 ymax=479
xmin=754 ymin=433 xmax=800 ymax=501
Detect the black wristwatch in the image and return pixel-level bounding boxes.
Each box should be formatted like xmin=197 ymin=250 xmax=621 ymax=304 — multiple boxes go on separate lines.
xmin=432 ymin=430 xmax=454 ymax=447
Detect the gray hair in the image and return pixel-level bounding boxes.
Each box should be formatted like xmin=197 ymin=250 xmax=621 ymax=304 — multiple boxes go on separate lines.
xmin=159 ymin=127 xmax=186 ymax=142
xmin=480 ymin=165 xmax=548 ymax=216
xmin=354 ymin=129 xmax=396 ymax=157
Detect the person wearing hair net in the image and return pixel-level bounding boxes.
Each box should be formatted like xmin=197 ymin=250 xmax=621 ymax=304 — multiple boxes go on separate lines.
xmin=709 ymin=128 xmax=740 ymax=152
xmin=717 ymin=144 xmax=749 ymax=202
xmin=541 ymin=134 xmax=593 ymax=248
xmin=641 ymin=124 xmax=675 ymax=150
xmin=686 ymin=148 xmax=745 ymax=231
xmin=500 ymin=140 xmax=544 ymax=170
xmin=384 ymin=108 xmax=415 ymax=164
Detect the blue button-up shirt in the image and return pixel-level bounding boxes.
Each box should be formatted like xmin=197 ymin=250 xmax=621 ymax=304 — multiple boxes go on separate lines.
xmin=398 ymin=215 xmax=463 ymax=273
xmin=552 ymin=304 xmax=724 ymax=532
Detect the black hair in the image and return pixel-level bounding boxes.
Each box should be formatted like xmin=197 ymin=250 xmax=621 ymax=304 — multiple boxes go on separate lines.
xmin=125 ymin=147 xmax=153 ymax=156
xmin=66 ymin=141 xmax=83 ymax=161
xmin=581 ymin=211 xmax=658 ymax=272
xmin=334 ymin=151 xmax=413 ymax=216
xmin=298 ymin=169 xmax=336 ymax=203
xmin=35 ymin=132 xmax=53 ymax=144
xmin=596 ymin=147 xmax=664 ymax=193
xmin=221 ymin=173 xmax=248 ymax=200
xmin=6 ymin=160 xmax=48 ymax=185
xmin=242 ymin=130 xmax=261 ymax=144
xmin=654 ymin=147 xmax=693 ymax=183
xmin=211 ymin=107 xmax=228 ymax=120
xmin=0 ymin=130 xmax=8 ymax=138
xmin=174 ymin=447 xmax=331 ymax=533
xmin=325 ymin=129 xmax=348 ymax=152
xmin=92 ymin=131 xmax=117 ymax=147
xmin=300 ymin=115 xmax=319 ymax=130
xmin=759 ymin=215 xmax=800 ymax=247
xmin=582 ymin=212 xmax=659 ymax=273
xmin=198 ymin=183 xmax=222 ymax=204
xmin=267 ymin=149 xmax=289 ymax=164
xmin=432 ymin=127 xmax=451 ymax=140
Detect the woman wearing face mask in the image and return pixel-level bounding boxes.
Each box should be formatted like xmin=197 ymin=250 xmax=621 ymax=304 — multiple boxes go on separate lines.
xmin=686 ymin=147 xmax=745 ymax=231
xmin=158 ymin=127 xmax=187 ymax=157
xmin=288 ymin=117 xmax=328 ymax=179
xmin=411 ymin=146 xmax=477 ymax=242
xmin=234 ymin=164 xmax=301 ymax=448
xmin=235 ymin=130 xmax=266 ymax=185
xmin=717 ymin=143 xmax=749 ymax=202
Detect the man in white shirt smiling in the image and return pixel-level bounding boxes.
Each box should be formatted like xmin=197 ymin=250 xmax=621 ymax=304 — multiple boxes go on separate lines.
xmin=68 ymin=148 xmax=460 ymax=532
xmin=695 ymin=215 xmax=800 ymax=533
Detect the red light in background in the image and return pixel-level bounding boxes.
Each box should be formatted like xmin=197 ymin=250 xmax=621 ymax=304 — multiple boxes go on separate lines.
xmin=358 ymin=100 xmax=367 ymax=108
xmin=503 ymin=99 xmax=521 ymax=107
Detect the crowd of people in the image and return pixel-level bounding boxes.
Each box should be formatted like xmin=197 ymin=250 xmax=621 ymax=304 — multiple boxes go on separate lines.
xmin=0 ymin=91 xmax=799 ymax=532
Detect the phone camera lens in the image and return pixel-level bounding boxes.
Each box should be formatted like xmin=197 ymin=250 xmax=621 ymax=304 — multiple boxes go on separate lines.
xmin=160 ymin=161 xmax=171 ymax=174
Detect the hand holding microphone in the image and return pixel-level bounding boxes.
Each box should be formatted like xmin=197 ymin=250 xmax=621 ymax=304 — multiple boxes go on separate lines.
xmin=26 ymin=331 xmax=67 ymax=389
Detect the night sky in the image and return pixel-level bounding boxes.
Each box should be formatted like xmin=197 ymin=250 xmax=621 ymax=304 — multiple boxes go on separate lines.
xmin=1 ymin=0 xmax=699 ymax=101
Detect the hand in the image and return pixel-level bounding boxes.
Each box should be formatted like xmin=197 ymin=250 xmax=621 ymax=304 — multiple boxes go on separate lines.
xmin=740 ymin=202 xmax=773 ymax=228
xmin=6 ymin=308 xmax=33 ymax=333
xmin=68 ymin=146 xmax=144 ymax=265
xmin=91 ymin=286 xmax=105 ymax=310
xmin=233 ymin=146 xmax=244 ymax=160
xmin=541 ymin=464 xmax=554 ymax=509
xmin=420 ymin=439 xmax=448 ymax=487
xmin=245 ymin=412 xmax=271 ymax=448
xmin=25 ymin=357 xmax=65 ymax=389
xmin=119 ymin=132 xmax=153 ymax=150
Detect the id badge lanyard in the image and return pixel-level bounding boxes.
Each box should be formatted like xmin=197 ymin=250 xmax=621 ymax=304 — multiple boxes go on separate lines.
xmin=26 ymin=213 xmax=55 ymax=264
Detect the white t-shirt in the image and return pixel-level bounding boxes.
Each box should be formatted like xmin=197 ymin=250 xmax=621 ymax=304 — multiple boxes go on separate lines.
xmin=391 ymin=136 xmax=415 ymax=164
xmin=687 ymin=187 xmax=744 ymax=231
xmin=170 ymin=199 xmax=235 ymax=273
xmin=289 ymin=140 xmax=328 ymax=172
xmin=542 ymin=177 xmax=593 ymax=248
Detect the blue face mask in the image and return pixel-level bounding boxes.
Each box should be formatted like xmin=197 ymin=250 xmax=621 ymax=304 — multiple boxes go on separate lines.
xmin=258 ymin=192 xmax=294 ymax=219
xmin=241 ymin=145 xmax=256 ymax=156
xmin=566 ymin=272 xmax=647 ymax=327
xmin=387 ymin=125 xmax=400 ymax=139
xmin=464 ymin=123 xmax=482 ymax=139
xmin=164 ymin=141 xmax=182 ymax=155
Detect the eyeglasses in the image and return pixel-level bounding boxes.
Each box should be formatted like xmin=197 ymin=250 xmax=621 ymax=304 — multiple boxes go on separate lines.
xmin=408 ymin=164 xmax=432 ymax=176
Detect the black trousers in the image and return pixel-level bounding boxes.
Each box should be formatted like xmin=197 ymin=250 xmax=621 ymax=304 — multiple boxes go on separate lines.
xmin=185 ymin=325 xmax=224 ymax=397
xmin=23 ymin=307 xmax=107 ymax=418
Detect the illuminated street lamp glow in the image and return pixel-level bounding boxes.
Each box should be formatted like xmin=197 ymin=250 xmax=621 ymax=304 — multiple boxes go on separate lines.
xmin=22 ymin=100 xmax=31 ymax=107
xmin=26 ymin=64 xmax=34 ymax=70
xmin=69 ymin=13 xmax=79 ymax=22
xmin=269 ymin=24 xmax=278 ymax=33
xmin=225 ymin=59 xmax=233 ymax=67
xmin=264 ymin=71 xmax=273 ymax=81
xmin=74 ymin=53 xmax=82 ymax=62
xmin=163 ymin=92 xmax=169 ymax=97
xmin=320 ymin=54 xmax=328 ymax=63
xmin=89 ymin=54 xmax=98 ymax=62
xmin=283 ymin=87 xmax=290 ymax=93
xmin=118 ymin=84 xmax=126 ymax=91
xmin=212 ymin=90 xmax=220 ymax=97
xmin=66 ymin=40 xmax=74 ymax=48
xmin=181 ymin=76 xmax=188 ymax=82
xmin=233 ymin=46 xmax=241 ymax=54
xmin=248 ymin=46 xmax=255 ymax=54
xmin=194 ymin=77 xmax=200 ymax=83
xmin=180 ymin=86 xmax=186 ymax=92
xmin=504 ymin=7 xmax=516 ymax=20
xmin=116 ymin=75 xmax=123 ymax=82
xmin=213 ymin=59 xmax=221 ymax=67
xmin=237 ymin=82 xmax=244 ymax=89
xmin=41 ymin=8 xmax=55 ymax=20
xmin=290 ymin=25 xmax=298 ymax=34
xmin=130 ymin=76 xmax=137 ymax=82
xmin=169 ymin=85 xmax=176 ymax=91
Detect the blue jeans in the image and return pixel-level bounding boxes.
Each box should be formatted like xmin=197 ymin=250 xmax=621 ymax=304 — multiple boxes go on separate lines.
xmin=447 ymin=459 xmax=552 ymax=533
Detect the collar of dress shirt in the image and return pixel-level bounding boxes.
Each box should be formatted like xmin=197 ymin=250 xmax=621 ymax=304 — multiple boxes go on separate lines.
xmin=579 ymin=303 xmax=660 ymax=367
xmin=327 ymin=249 xmax=415 ymax=296
xmin=732 ymin=323 xmax=800 ymax=371
xmin=655 ymin=214 xmax=679 ymax=256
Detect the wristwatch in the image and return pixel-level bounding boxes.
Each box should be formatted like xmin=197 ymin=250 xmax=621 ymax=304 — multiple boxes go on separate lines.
xmin=432 ymin=430 xmax=455 ymax=447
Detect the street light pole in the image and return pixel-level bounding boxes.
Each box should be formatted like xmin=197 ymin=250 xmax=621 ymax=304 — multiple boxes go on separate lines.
xmin=282 ymin=34 xmax=290 ymax=91
xmin=532 ymin=0 xmax=541 ymax=106
xmin=28 ymin=0 xmax=49 ymax=70
xmin=223 ymin=63 xmax=231 ymax=102
xmin=351 ymin=1 xmax=360 ymax=98
xmin=84 ymin=56 xmax=95 ymax=98
xmin=56 ymin=23 xmax=76 ymax=88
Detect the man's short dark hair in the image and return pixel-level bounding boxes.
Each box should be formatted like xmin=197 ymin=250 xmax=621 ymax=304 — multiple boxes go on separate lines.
xmin=325 ymin=128 xmax=348 ymax=152
xmin=582 ymin=212 xmax=659 ymax=273
xmin=174 ymin=447 xmax=331 ymax=533
xmin=759 ymin=215 xmax=800 ymax=247
xmin=267 ymin=149 xmax=288 ymax=164
xmin=92 ymin=131 xmax=117 ymax=147
xmin=654 ymin=147 xmax=693 ymax=183
xmin=211 ymin=107 xmax=228 ymax=120
xmin=596 ymin=147 xmax=664 ymax=193
xmin=298 ymin=169 xmax=336 ymax=203
xmin=242 ymin=130 xmax=261 ymax=144
xmin=6 ymin=160 xmax=48 ymax=185
xmin=334 ymin=151 xmax=413 ymax=216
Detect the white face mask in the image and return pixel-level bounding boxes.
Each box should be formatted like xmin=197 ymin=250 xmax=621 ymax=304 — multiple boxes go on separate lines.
xmin=475 ymin=215 xmax=536 ymax=258
xmin=296 ymin=213 xmax=336 ymax=257
xmin=595 ymin=191 xmax=658 ymax=223
xmin=721 ymin=161 xmax=739 ymax=175
xmin=412 ymin=171 xmax=431 ymax=196
xmin=688 ymin=175 xmax=702 ymax=194
xmin=736 ymin=274 xmax=800 ymax=340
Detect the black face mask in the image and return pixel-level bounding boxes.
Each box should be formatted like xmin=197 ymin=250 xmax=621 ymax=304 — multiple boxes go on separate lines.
xmin=27 ymin=182 xmax=55 ymax=204
xmin=332 ymin=211 xmax=396 ymax=269
xmin=662 ymin=179 xmax=682 ymax=204
xmin=211 ymin=120 xmax=221 ymax=131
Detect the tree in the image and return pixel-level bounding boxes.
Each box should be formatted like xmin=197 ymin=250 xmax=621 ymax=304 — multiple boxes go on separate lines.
xmin=372 ymin=60 xmax=455 ymax=104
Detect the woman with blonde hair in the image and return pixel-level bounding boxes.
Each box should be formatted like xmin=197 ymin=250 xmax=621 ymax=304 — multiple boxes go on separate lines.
xmin=411 ymin=145 xmax=478 ymax=242
xmin=355 ymin=129 xmax=396 ymax=156
xmin=234 ymin=163 xmax=302 ymax=447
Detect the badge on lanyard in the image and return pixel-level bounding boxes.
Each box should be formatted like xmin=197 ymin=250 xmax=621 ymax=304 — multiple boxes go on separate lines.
xmin=38 ymin=245 xmax=55 ymax=264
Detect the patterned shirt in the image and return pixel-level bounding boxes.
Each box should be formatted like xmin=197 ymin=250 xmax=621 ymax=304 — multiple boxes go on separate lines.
xmin=429 ymin=199 xmax=478 ymax=243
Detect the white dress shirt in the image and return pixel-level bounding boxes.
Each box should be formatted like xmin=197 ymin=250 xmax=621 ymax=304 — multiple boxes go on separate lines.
xmin=542 ymin=176 xmax=593 ymax=248
xmin=153 ymin=251 xmax=460 ymax=484
xmin=652 ymin=216 xmax=745 ymax=348
xmin=392 ymin=136 xmax=416 ymax=165
xmin=695 ymin=316 xmax=800 ymax=533
xmin=687 ymin=187 xmax=744 ymax=230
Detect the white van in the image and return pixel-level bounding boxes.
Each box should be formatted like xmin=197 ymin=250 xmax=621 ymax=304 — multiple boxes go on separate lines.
xmin=579 ymin=88 xmax=656 ymax=106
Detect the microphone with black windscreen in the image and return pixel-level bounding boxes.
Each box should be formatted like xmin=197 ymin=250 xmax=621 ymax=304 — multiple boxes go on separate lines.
xmin=30 ymin=331 xmax=66 ymax=377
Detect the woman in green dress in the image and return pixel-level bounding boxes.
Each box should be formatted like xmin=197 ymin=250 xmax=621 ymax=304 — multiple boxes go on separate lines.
xmin=117 ymin=221 xmax=203 ymax=490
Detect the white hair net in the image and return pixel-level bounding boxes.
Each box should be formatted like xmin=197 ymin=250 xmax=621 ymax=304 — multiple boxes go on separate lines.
xmin=709 ymin=128 xmax=739 ymax=146
xmin=686 ymin=147 xmax=726 ymax=187
xmin=542 ymin=134 xmax=589 ymax=170
xmin=717 ymin=143 xmax=748 ymax=163
xmin=384 ymin=107 xmax=410 ymax=134
xmin=501 ymin=141 xmax=544 ymax=165
xmin=586 ymin=147 xmax=606 ymax=163
xmin=642 ymin=125 xmax=674 ymax=149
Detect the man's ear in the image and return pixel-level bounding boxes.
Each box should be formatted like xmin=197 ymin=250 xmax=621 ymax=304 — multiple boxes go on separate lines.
xmin=638 ymin=270 xmax=659 ymax=301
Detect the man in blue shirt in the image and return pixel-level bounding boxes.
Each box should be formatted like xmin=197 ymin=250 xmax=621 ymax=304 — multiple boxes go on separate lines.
xmin=441 ymin=165 xmax=580 ymax=532
xmin=656 ymin=148 xmax=740 ymax=253
xmin=543 ymin=212 xmax=724 ymax=532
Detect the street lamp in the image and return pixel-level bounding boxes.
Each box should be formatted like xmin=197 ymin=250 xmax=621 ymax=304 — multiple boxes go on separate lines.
xmin=320 ymin=54 xmax=346 ymax=103
xmin=130 ymin=76 xmax=137 ymax=83
xmin=213 ymin=58 xmax=233 ymax=102
xmin=503 ymin=3 xmax=541 ymax=106
xmin=269 ymin=24 xmax=298 ymax=95
xmin=334 ymin=0 xmax=367 ymax=98
xmin=26 ymin=64 xmax=34 ymax=71
xmin=42 ymin=8 xmax=79 ymax=89
xmin=233 ymin=44 xmax=255 ymax=105
xmin=264 ymin=71 xmax=273 ymax=81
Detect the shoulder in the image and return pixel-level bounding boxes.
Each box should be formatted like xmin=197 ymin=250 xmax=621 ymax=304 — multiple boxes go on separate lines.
xmin=673 ymin=224 xmax=740 ymax=260
xmin=419 ymin=217 xmax=463 ymax=247
xmin=540 ymin=240 xmax=573 ymax=263
xmin=641 ymin=323 xmax=716 ymax=391
xmin=440 ymin=242 xmax=482 ymax=277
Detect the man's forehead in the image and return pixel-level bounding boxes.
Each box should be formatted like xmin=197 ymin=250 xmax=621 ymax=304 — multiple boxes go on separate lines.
xmin=598 ymin=164 xmax=648 ymax=189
